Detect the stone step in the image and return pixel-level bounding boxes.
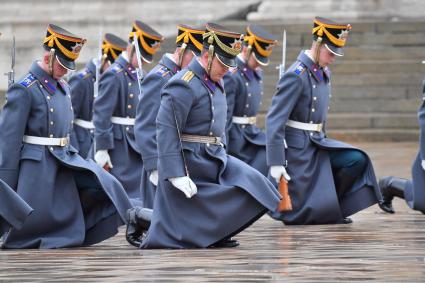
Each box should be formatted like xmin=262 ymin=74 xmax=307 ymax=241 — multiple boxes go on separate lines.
xmin=262 ymin=60 xmax=425 ymax=75
xmin=0 ymin=1 xmax=253 ymax=25
xmin=261 ymin=95 xmax=421 ymax=114
xmin=326 ymin=129 xmax=419 ymax=142
xmin=326 ymin=113 xmax=419 ymax=129
xmin=248 ymin=0 xmax=425 ymax=22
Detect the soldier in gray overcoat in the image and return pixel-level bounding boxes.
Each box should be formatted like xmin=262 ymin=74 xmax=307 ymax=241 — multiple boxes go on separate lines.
xmin=134 ymin=24 xmax=204 ymax=209
xmin=0 ymin=24 xmax=132 ymax=249
xmin=266 ymin=17 xmax=382 ymax=225
xmin=126 ymin=23 xmax=281 ymax=249
xmin=223 ymin=24 xmax=277 ymax=176
xmin=92 ymin=21 xmax=164 ymax=204
xmin=69 ymin=33 xmax=127 ymax=159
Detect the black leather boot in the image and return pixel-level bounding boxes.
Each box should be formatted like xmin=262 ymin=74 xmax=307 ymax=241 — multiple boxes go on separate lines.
xmin=209 ymin=237 xmax=240 ymax=248
xmin=378 ymin=176 xmax=406 ymax=214
xmin=125 ymin=207 xmax=152 ymax=248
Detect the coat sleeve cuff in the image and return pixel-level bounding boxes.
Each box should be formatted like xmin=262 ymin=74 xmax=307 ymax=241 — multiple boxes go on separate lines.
xmin=158 ymin=153 xmax=186 ymax=180
xmin=95 ymin=133 xmax=114 ymax=151
xmin=143 ymin=155 xmax=159 ymax=172
xmin=266 ymin=143 xmax=286 ymax=166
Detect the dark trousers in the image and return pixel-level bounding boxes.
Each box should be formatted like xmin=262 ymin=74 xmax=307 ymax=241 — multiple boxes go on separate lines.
xmin=329 ymin=149 xmax=367 ymax=199
xmin=72 ymin=170 xmax=109 ymax=214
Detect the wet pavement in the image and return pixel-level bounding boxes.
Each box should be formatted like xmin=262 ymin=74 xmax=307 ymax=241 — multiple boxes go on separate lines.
xmin=1 ymin=142 xmax=424 ymax=282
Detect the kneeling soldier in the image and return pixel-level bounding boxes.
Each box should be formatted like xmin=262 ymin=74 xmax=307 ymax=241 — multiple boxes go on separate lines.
xmin=223 ymin=24 xmax=277 ymax=176
xmin=93 ymin=21 xmax=164 ymax=204
xmin=266 ymin=17 xmax=382 ymax=225
xmin=127 ymin=23 xmax=281 ymax=249
xmin=0 ymin=24 xmax=132 ymax=248
xmin=69 ymin=33 xmax=127 ymax=159
xmin=134 ymin=24 xmax=204 ymax=209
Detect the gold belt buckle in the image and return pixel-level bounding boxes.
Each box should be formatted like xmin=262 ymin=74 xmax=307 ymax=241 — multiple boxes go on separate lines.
xmin=316 ymin=124 xmax=323 ymax=132
xmin=249 ymin=117 xmax=256 ymax=124
xmin=60 ymin=137 xmax=68 ymax=147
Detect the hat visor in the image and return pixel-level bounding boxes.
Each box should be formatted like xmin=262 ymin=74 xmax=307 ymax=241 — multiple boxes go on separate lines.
xmin=56 ymin=55 xmax=76 ymax=71
xmin=215 ymin=53 xmax=236 ymax=68
xmin=252 ymin=52 xmax=269 ymax=66
xmin=324 ymin=44 xmax=344 ymax=57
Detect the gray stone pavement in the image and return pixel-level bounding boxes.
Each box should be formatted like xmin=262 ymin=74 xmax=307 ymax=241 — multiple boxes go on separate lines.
xmin=1 ymin=142 xmax=424 ymax=282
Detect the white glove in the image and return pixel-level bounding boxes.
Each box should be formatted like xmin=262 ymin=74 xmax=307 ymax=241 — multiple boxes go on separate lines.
xmin=169 ymin=176 xmax=197 ymax=198
xmin=270 ymin=165 xmax=291 ymax=184
xmin=422 ymin=160 xmax=425 ymax=171
xmin=149 ymin=170 xmax=158 ymax=186
xmin=94 ymin=150 xmax=113 ymax=169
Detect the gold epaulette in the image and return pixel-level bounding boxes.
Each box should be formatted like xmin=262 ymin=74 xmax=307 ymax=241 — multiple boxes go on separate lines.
xmin=181 ymin=71 xmax=194 ymax=82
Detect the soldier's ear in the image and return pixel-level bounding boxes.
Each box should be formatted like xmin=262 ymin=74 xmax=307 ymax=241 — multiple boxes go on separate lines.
xmin=42 ymin=52 xmax=50 ymax=65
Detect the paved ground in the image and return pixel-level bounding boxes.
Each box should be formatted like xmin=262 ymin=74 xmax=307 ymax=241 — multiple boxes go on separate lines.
xmin=1 ymin=142 xmax=424 ymax=282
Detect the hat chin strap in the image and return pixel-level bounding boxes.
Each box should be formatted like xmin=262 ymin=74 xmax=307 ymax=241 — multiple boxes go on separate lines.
xmin=207 ymin=44 xmax=214 ymax=75
xmin=178 ymin=43 xmax=187 ymax=67
xmin=48 ymin=48 xmax=55 ymax=77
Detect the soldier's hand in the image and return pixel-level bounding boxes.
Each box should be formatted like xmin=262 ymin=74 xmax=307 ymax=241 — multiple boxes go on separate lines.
xmin=422 ymin=160 xmax=425 ymax=171
xmin=169 ymin=176 xmax=197 ymax=198
xmin=270 ymin=165 xmax=291 ymax=184
xmin=149 ymin=170 xmax=159 ymax=186
xmin=94 ymin=150 xmax=113 ymax=169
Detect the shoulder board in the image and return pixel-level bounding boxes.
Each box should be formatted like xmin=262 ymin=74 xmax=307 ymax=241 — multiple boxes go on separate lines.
xmin=19 ymin=73 xmax=37 ymax=88
xmin=293 ymin=63 xmax=306 ymax=76
xmin=78 ymin=69 xmax=93 ymax=79
xmin=181 ymin=71 xmax=194 ymax=83
xmin=156 ymin=66 xmax=170 ymax=77
xmin=110 ymin=64 xmax=123 ymax=74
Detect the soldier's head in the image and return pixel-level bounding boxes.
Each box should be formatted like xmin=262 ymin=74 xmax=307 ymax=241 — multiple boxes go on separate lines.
xmin=242 ymin=24 xmax=277 ymax=69
xmin=200 ymin=23 xmax=243 ymax=82
xmin=128 ymin=20 xmax=164 ymax=68
xmin=310 ymin=17 xmax=351 ymax=67
xmin=101 ymin=33 xmax=127 ymax=71
xmin=42 ymin=24 xmax=86 ymax=79
xmin=174 ymin=24 xmax=204 ymax=68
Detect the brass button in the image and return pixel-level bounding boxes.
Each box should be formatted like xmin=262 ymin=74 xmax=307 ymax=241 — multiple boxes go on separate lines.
xmin=128 ymin=105 xmax=132 ymax=109
xmin=312 ymin=108 xmax=315 ymax=112
xmin=128 ymin=82 xmax=132 ymax=86
xmin=49 ymin=134 xmax=54 ymax=138
xmin=126 ymin=127 xmax=130 ymax=131
xmin=248 ymin=93 xmax=252 ymax=97
xmin=209 ymin=132 xmax=213 ymax=136
xmin=50 ymin=121 xmax=54 ymax=126
xmin=129 ymin=93 xmax=134 ymax=98
xmin=90 ymin=130 xmax=94 ymax=134
xmin=47 ymin=96 xmax=51 ymax=100
xmin=313 ymin=85 xmax=316 ymax=89
xmin=313 ymin=97 xmax=317 ymax=101
xmin=245 ymin=104 xmax=249 ymax=108
xmin=50 ymin=147 xmax=54 ymax=151
xmin=50 ymin=108 xmax=54 ymax=112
